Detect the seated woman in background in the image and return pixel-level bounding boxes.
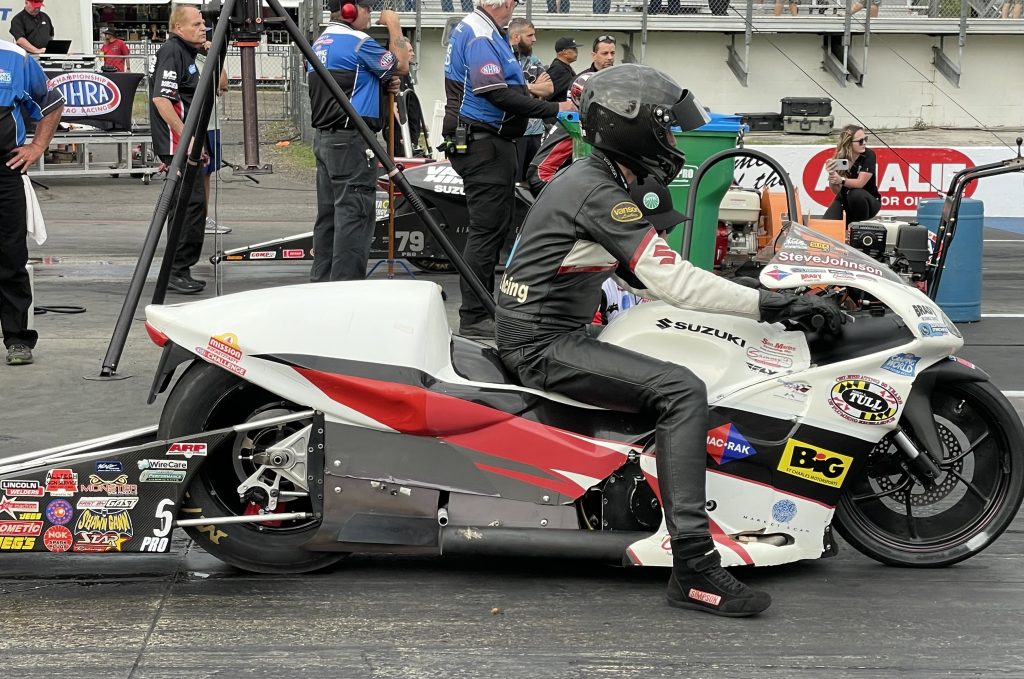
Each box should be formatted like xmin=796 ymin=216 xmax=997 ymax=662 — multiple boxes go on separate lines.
xmin=824 ymin=124 xmax=881 ymax=224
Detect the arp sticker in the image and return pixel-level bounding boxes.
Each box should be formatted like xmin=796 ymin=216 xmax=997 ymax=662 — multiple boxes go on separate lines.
xmin=610 ymin=201 xmax=643 ymax=223
xmin=829 ymin=375 xmax=902 ymax=425
xmin=706 ymin=424 xmax=757 ymax=465
xmin=777 ymin=439 xmax=853 ymax=488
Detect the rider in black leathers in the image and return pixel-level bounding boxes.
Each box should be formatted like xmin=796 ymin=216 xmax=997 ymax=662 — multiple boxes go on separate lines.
xmin=495 ymin=64 xmax=842 ymax=617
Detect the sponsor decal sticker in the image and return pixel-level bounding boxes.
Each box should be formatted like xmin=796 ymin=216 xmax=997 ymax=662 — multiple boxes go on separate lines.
xmin=829 ymin=375 xmax=903 ymax=425
xmin=74 ymin=509 xmax=134 ymax=552
xmin=776 ymin=380 xmax=812 ymax=402
xmin=912 ymin=304 xmax=939 ymax=320
xmin=807 ymin=240 xmax=830 ymax=252
xmin=642 ymin=192 xmax=660 ymax=210
xmin=76 ymin=497 xmax=139 ymax=511
xmin=746 ymin=362 xmax=778 ymax=376
xmin=764 ymin=267 xmax=790 ymax=281
xmin=282 ymin=249 xmax=305 ymax=259
xmin=45 ymin=469 xmax=78 ymax=497
xmin=45 ymin=499 xmax=74 ymax=526
xmin=79 ymin=474 xmax=138 ymax=496
xmin=610 ymin=201 xmax=643 ymax=223
xmin=0 ymin=520 xmax=44 ymax=537
xmin=167 ymin=442 xmax=208 ymax=458
xmin=950 ymin=356 xmax=976 ymax=370
xmin=138 ymin=459 xmax=188 ymax=471
xmin=777 ymin=439 xmax=853 ymax=488
xmin=774 ymin=250 xmax=883 ymax=278
xmin=44 ymin=525 xmax=73 ymax=552
xmin=379 ymin=51 xmax=395 ymax=69
xmin=706 ymin=424 xmax=757 ymax=465
xmin=881 ymin=353 xmax=921 ymax=377
xmin=746 ymin=347 xmax=793 ymax=369
xmin=656 ymin=318 xmax=747 ymax=347
xmin=95 ymin=461 xmax=123 ymax=474
xmin=140 ymin=470 xmax=187 ymax=483
xmin=771 ymin=499 xmax=797 ymax=523
xmin=249 ymin=250 xmax=277 ymax=259
xmin=918 ymin=322 xmax=950 ymax=337
xmin=0 ymin=495 xmax=39 ymax=520
xmin=1 ymin=480 xmax=44 ymax=497
xmin=197 ymin=332 xmax=247 ymax=376
xmin=0 ymin=536 xmax=36 ymax=550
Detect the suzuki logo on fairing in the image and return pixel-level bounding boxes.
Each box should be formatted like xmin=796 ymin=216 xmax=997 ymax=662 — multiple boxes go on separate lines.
xmin=499 ymin=273 xmax=529 ymax=304
xmin=655 ymin=319 xmax=746 ymax=347
xmin=778 ymin=439 xmax=853 ymax=488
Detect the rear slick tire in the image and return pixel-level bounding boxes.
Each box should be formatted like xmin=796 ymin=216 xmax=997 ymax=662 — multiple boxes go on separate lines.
xmin=159 ymin=361 xmax=345 ymax=574
xmin=835 ymin=380 xmax=1024 ymax=567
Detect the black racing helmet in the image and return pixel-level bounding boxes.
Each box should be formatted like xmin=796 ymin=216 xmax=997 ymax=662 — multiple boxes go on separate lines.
xmin=579 ymin=64 xmax=709 ymax=185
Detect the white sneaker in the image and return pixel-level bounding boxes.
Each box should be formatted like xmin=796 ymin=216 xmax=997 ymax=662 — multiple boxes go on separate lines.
xmin=205 ymin=218 xmax=232 ymax=235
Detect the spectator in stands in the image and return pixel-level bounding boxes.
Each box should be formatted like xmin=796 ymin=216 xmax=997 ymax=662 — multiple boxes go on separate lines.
xmin=1001 ymin=0 xmax=1021 ymax=17
xmin=593 ymin=0 xmax=611 ymax=12
xmin=547 ymin=37 xmax=578 ymax=103
xmin=851 ymin=0 xmax=879 ymax=16
xmin=547 ymin=0 xmax=571 ymax=12
xmin=442 ymin=0 xmax=475 ymax=12
xmin=100 ymin=29 xmax=130 ymax=73
xmin=580 ymin=35 xmax=615 ymax=74
xmin=9 ymin=0 xmax=53 ymax=55
xmin=824 ymin=125 xmax=880 ymax=225
xmin=774 ymin=0 xmax=799 ymax=15
xmin=509 ymin=18 xmax=553 ymax=182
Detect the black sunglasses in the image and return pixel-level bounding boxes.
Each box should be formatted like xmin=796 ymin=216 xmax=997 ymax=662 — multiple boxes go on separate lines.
xmin=854 ymin=136 xmax=868 ymax=144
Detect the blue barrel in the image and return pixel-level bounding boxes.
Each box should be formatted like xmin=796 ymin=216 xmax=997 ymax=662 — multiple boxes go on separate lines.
xmin=916 ymin=198 xmax=983 ymax=322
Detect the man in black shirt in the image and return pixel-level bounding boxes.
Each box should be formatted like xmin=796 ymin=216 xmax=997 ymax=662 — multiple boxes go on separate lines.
xmin=148 ymin=4 xmax=208 ymax=294
xmin=579 ymin=34 xmax=615 ymax=75
xmin=9 ymin=0 xmax=53 ymax=55
xmin=547 ymin=37 xmax=578 ymax=103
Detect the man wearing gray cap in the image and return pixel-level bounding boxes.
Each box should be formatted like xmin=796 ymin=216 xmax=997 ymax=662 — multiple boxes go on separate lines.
xmin=547 ymin=37 xmax=578 ymax=103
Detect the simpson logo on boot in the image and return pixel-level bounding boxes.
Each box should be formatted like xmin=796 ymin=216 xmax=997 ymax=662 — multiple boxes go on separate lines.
xmin=689 ymin=589 xmax=722 ymax=606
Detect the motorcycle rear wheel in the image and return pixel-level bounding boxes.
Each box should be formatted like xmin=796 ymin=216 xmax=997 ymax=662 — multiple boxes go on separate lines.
xmin=835 ymin=380 xmax=1024 ymax=567
xmin=159 ymin=362 xmax=346 ymax=574
xmin=407 ymin=257 xmax=455 ymax=273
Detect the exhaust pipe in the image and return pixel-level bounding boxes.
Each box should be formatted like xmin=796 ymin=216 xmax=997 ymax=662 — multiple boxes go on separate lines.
xmin=440 ymin=526 xmax=652 ymax=562
xmin=437 ymin=507 xmax=449 ymax=526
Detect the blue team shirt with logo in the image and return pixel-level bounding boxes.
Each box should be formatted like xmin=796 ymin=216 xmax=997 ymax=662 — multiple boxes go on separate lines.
xmin=0 ymin=40 xmax=65 ymax=154
xmin=307 ymin=23 xmax=396 ymax=130
xmin=443 ymin=10 xmax=527 ymax=135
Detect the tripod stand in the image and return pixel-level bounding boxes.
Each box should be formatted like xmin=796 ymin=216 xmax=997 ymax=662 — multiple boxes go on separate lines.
xmin=98 ymin=0 xmax=493 ymax=377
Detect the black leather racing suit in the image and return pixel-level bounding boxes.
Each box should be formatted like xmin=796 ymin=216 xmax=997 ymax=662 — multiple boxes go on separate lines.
xmin=496 ymin=152 xmax=761 ymax=541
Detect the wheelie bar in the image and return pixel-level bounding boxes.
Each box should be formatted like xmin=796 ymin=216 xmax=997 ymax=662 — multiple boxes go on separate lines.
xmin=0 ymin=411 xmax=316 ymax=555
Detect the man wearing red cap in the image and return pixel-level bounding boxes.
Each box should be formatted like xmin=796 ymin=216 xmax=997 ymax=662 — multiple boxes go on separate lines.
xmin=9 ymin=0 xmax=54 ymax=55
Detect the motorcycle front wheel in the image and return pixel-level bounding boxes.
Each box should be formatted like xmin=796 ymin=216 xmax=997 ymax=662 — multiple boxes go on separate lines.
xmin=159 ymin=361 xmax=346 ymax=574
xmin=835 ymin=380 xmax=1024 ymax=567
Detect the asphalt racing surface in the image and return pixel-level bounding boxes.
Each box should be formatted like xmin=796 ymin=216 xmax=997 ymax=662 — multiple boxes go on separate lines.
xmin=1 ymin=168 xmax=1022 ymax=678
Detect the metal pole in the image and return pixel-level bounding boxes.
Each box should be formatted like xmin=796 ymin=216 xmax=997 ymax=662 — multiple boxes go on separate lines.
xmin=265 ymin=0 xmax=497 ymax=315
xmin=413 ymin=0 xmax=422 ymax=84
xmin=239 ymin=43 xmax=263 ymax=168
xmin=97 ymin=0 xmax=235 ymax=377
xmin=640 ymin=0 xmax=649 ymax=64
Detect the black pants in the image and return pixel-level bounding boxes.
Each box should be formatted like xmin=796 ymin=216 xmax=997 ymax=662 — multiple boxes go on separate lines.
xmin=499 ymin=325 xmax=711 ymax=540
xmin=449 ymin=135 xmax=517 ymax=326
xmin=159 ymin=155 xmax=207 ymax=277
xmin=0 ymin=162 xmax=37 ymax=349
xmin=514 ymin=134 xmax=541 ymax=184
xmin=824 ymin=188 xmax=880 ymax=224
xmin=311 ymin=129 xmax=377 ymax=282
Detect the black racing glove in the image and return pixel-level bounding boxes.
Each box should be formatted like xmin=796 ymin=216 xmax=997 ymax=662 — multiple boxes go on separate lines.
xmin=758 ymin=290 xmax=844 ymax=334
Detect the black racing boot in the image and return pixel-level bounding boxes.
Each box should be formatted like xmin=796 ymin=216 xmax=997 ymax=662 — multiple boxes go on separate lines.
xmin=666 ymin=540 xmax=771 ymax=617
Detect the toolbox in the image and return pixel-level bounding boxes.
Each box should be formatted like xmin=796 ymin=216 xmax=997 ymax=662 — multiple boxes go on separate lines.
xmin=736 ymin=112 xmax=783 ymax=132
xmin=781 ymin=97 xmax=833 ymax=117
xmin=783 ymin=115 xmax=834 ymax=135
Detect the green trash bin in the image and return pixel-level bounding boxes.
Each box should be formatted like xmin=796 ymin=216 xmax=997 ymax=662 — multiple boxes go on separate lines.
xmin=557 ymin=111 xmax=742 ymax=270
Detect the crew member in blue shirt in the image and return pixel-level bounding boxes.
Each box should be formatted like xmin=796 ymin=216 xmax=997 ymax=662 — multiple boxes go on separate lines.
xmin=442 ymin=0 xmax=573 ymax=338
xmin=307 ymin=0 xmax=411 ymax=282
xmin=0 ymin=37 xmax=64 ymax=366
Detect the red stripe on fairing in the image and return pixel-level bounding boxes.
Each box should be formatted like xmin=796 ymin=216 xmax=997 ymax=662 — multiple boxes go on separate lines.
xmin=707 ymin=468 xmax=836 ymax=509
xmin=473 ymin=462 xmax=581 ymax=497
xmin=629 ymin=229 xmax=657 ymax=270
xmin=708 ymin=517 xmax=754 ymax=565
xmin=295 ymin=368 xmax=628 ymax=496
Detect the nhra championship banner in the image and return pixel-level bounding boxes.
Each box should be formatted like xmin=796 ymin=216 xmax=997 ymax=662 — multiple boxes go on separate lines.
xmin=738 ymin=145 xmax=1024 ymax=219
xmin=44 ymin=71 xmax=143 ymax=132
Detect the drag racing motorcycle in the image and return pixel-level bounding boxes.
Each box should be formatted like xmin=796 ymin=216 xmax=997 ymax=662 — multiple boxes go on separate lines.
xmin=4 ymin=219 xmax=1020 ymax=572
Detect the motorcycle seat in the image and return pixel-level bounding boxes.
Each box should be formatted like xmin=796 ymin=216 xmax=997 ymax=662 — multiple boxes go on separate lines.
xmin=450 ymin=335 xmax=516 ymax=384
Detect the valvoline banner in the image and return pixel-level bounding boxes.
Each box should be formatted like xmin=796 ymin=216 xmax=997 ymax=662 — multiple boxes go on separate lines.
xmin=735 ymin=145 xmax=1024 ymax=218
xmin=45 ymin=71 xmax=143 ymax=132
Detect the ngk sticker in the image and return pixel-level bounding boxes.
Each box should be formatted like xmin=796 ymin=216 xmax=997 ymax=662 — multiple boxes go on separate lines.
xmin=803 ymin=147 xmax=975 ymax=212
